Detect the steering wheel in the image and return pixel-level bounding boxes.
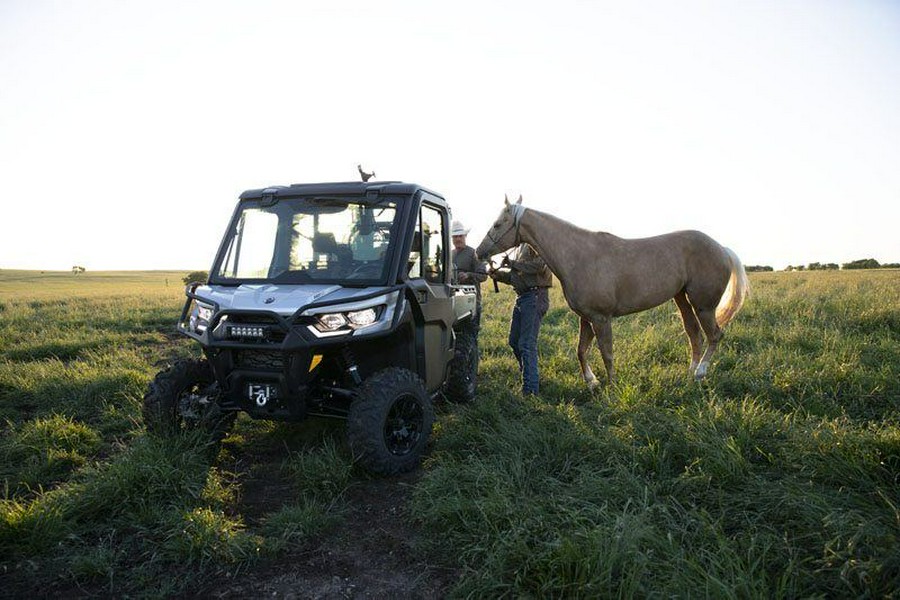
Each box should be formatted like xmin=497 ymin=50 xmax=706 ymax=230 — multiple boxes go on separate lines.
xmin=347 ymin=262 xmax=382 ymax=278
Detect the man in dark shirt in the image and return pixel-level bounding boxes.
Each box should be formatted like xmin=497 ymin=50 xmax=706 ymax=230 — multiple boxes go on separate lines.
xmin=451 ymin=220 xmax=488 ymax=329
xmin=490 ymin=243 xmax=552 ymax=395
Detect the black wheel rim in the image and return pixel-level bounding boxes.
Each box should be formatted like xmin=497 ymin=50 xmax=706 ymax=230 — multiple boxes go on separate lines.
xmin=384 ymin=393 xmax=424 ymax=456
xmin=176 ymin=382 xmax=211 ymax=430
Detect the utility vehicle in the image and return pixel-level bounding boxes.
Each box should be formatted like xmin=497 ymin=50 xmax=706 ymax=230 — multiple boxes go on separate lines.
xmin=143 ymin=181 xmax=478 ymax=474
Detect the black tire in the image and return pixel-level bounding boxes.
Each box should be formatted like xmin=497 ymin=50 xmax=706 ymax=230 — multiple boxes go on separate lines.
xmin=444 ymin=327 xmax=479 ymax=403
xmin=142 ymin=358 xmax=235 ymax=442
xmin=347 ymin=368 xmax=434 ymax=475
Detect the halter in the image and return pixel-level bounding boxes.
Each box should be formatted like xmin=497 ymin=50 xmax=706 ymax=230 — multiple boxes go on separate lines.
xmin=485 ymin=204 xmax=526 ymax=256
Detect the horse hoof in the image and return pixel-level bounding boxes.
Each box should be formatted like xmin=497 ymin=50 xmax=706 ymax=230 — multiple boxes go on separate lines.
xmin=587 ymin=379 xmax=600 ymax=392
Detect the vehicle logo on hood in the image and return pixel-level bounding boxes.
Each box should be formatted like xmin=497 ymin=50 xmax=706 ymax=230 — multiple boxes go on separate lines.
xmin=264 ymin=297 xmax=276 ymax=304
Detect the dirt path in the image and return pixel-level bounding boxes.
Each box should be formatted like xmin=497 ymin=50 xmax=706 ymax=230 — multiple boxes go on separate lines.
xmin=204 ymin=465 xmax=457 ymax=599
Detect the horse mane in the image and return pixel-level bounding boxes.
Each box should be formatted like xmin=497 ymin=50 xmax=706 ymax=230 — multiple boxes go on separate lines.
xmin=527 ymin=207 xmax=613 ymax=239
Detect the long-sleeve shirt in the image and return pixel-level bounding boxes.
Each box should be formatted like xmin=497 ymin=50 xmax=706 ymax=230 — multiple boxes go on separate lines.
xmin=452 ymin=245 xmax=488 ymax=308
xmin=492 ymin=244 xmax=553 ymax=295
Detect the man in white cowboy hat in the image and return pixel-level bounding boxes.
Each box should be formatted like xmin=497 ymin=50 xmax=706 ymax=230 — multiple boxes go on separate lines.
xmin=451 ymin=219 xmax=488 ymax=329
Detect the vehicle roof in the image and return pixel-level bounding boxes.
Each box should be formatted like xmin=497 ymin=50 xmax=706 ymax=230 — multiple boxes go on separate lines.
xmin=238 ymin=181 xmax=444 ymax=201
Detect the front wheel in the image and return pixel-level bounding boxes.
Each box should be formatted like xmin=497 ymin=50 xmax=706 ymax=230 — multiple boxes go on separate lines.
xmin=142 ymin=358 xmax=235 ymax=442
xmin=347 ymin=368 xmax=434 ymax=475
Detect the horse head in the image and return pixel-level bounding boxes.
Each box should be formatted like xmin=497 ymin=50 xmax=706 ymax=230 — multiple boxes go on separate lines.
xmin=475 ymin=195 xmax=525 ymax=260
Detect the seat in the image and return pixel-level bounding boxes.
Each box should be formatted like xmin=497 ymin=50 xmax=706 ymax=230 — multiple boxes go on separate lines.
xmin=312 ymin=232 xmax=338 ymax=255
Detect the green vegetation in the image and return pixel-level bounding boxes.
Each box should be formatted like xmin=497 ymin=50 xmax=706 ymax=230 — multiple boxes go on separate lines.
xmin=1 ymin=269 xmax=898 ymax=596
xmin=843 ymin=258 xmax=883 ymax=270
xmin=784 ymin=260 xmax=899 ymax=271
xmin=182 ymin=270 xmax=209 ymax=285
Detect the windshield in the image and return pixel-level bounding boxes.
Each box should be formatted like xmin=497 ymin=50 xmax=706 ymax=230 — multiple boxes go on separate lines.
xmin=214 ymin=197 xmax=399 ymax=283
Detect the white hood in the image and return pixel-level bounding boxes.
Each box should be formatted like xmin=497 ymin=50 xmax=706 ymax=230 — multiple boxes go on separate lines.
xmin=196 ymin=284 xmax=344 ymax=316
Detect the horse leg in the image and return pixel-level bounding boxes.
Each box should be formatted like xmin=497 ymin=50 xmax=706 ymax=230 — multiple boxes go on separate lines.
xmin=673 ymin=291 xmax=704 ymax=376
xmin=693 ymin=308 xmax=723 ymax=380
xmin=577 ymin=317 xmax=599 ymax=389
xmin=591 ymin=317 xmax=616 ymax=384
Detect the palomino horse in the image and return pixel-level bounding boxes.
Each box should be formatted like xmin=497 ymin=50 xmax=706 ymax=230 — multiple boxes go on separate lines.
xmin=476 ymin=196 xmax=749 ymax=387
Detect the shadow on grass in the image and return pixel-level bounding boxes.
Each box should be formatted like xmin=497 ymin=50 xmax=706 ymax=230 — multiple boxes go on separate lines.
xmin=0 ymin=432 xmax=257 ymax=596
xmin=0 ymin=416 xmax=357 ymax=597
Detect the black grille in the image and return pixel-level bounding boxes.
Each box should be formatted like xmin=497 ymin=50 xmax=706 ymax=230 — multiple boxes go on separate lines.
xmin=236 ymin=351 xmax=285 ymax=370
xmin=227 ymin=314 xmax=280 ymax=324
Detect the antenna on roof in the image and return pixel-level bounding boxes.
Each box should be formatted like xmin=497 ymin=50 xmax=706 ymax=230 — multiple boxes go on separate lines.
xmin=357 ymin=164 xmax=376 ymax=182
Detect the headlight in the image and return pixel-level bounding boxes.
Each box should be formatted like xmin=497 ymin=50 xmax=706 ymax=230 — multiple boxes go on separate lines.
xmin=189 ymin=301 xmax=215 ymax=334
xmin=316 ymin=313 xmax=348 ymax=332
xmin=314 ymin=308 xmax=378 ymax=333
xmin=347 ymin=308 xmax=377 ymax=327
xmin=197 ymin=305 xmax=213 ymax=322
xmin=302 ymin=291 xmax=400 ymax=338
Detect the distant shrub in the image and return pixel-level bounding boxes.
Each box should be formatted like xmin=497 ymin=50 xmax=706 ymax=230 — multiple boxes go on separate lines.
xmin=745 ymin=265 xmax=773 ymax=272
xmin=807 ymin=262 xmax=839 ymax=271
xmin=843 ymin=258 xmax=880 ymax=270
xmin=182 ymin=271 xmax=209 ymax=285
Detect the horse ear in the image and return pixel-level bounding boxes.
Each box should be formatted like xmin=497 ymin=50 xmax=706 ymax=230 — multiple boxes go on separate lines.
xmin=516 ymin=195 xmax=523 ymax=205
xmin=504 ymin=194 xmax=509 ymax=206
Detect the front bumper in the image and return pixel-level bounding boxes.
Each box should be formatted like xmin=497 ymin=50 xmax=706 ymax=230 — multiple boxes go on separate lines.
xmin=179 ymin=285 xmax=406 ymax=352
xmin=179 ymin=286 xmax=410 ymax=420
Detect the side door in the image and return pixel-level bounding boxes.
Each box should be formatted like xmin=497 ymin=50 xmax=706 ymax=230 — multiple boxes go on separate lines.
xmin=404 ymin=199 xmax=456 ymax=392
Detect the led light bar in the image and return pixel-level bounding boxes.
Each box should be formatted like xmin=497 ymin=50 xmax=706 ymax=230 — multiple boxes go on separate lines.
xmin=229 ymin=325 xmax=266 ymax=338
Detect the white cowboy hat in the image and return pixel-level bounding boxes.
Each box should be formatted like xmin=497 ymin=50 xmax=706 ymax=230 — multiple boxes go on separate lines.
xmin=450 ymin=220 xmax=470 ymax=236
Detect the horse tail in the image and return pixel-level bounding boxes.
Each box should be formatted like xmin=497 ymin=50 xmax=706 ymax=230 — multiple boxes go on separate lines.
xmin=715 ymin=247 xmax=749 ymax=328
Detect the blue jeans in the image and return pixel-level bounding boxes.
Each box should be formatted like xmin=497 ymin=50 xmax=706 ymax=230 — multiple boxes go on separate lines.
xmin=508 ymin=289 xmax=549 ymax=394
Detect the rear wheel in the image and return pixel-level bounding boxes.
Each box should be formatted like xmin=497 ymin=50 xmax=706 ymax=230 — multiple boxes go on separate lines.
xmin=444 ymin=327 xmax=479 ymax=402
xmin=347 ymin=368 xmax=434 ymax=475
xmin=143 ymin=358 xmax=235 ymax=442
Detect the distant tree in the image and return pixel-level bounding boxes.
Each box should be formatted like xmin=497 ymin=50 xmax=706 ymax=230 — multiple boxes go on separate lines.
xmin=182 ymin=271 xmax=209 ymax=285
xmin=881 ymin=262 xmax=900 ymax=269
xmin=806 ymin=262 xmax=838 ymax=271
xmin=71 ymin=265 xmax=86 ymax=275
xmin=746 ymin=265 xmax=773 ymax=272
xmin=843 ymin=258 xmax=880 ymax=270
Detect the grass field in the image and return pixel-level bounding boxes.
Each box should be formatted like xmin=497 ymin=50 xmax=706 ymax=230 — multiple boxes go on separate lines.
xmin=1 ymin=269 xmax=898 ymax=597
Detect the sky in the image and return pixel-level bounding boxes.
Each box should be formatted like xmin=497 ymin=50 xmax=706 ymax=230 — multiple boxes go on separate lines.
xmin=1 ymin=0 xmax=898 ymax=271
